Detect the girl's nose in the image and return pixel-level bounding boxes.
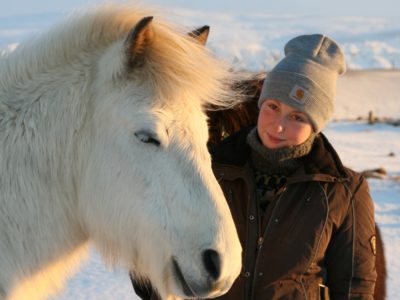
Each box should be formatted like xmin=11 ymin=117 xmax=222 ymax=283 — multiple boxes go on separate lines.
xmin=276 ymin=124 xmax=285 ymax=133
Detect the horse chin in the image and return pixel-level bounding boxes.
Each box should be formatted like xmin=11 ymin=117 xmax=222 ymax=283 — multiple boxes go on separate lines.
xmin=170 ymin=257 xmax=229 ymax=299
xmin=171 ymin=258 xmax=196 ymax=297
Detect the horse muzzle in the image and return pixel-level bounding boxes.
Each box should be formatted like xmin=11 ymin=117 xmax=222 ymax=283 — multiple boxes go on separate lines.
xmin=171 ymin=250 xmax=230 ymax=298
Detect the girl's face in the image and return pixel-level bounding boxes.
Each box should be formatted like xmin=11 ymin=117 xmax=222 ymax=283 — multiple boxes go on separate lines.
xmin=257 ymin=99 xmax=313 ymax=149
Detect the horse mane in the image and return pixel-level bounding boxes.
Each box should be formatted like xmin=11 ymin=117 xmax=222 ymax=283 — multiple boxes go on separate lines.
xmin=0 ymin=4 xmax=241 ymax=112
xmin=207 ymin=72 xmax=265 ymax=144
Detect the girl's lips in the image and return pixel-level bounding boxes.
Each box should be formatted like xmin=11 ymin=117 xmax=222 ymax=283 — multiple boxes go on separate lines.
xmin=267 ymin=133 xmax=285 ymax=144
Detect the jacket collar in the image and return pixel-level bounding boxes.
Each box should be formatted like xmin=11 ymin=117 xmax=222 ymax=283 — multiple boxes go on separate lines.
xmin=210 ymin=126 xmax=350 ymax=183
xmin=288 ymin=132 xmax=350 ymax=183
xmin=209 ymin=126 xmax=253 ymax=166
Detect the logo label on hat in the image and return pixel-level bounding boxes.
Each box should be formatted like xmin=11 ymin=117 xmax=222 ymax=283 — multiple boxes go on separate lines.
xmin=289 ymin=85 xmax=307 ymax=105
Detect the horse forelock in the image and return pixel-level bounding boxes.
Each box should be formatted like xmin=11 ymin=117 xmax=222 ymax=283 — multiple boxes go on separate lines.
xmin=140 ymin=28 xmax=238 ymax=110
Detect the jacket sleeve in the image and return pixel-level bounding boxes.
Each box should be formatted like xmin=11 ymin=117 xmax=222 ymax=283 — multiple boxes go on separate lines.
xmin=325 ymin=176 xmax=377 ymax=300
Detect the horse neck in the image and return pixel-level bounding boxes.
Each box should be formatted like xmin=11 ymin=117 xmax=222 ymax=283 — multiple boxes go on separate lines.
xmin=0 ymin=51 xmax=92 ymax=262
xmin=0 ymin=68 xmax=92 ymax=294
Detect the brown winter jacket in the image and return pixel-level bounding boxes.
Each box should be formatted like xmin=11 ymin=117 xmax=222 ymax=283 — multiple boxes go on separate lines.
xmin=208 ymin=127 xmax=377 ymax=300
xmin=131 ymin=127 xmax=377 ymax=300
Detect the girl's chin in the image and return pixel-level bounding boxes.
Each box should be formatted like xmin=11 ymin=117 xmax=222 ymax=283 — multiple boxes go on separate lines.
xmin=263 ymin=140 xmax=287 ymax=149
xmin=265 ymin=137 xmax=287 ymax=148
xmin=266 ymin=143 xmax=284 ymax=149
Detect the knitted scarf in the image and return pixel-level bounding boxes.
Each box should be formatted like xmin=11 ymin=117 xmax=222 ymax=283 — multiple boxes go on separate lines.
xmin=246 ymin=128 xmax=315 ymax=210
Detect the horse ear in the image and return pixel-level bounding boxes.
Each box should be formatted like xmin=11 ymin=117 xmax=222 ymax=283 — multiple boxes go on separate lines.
xmin=188 ymin=25 xmax=210 ymax=45
xmin=124 ymin=16 xmax=154 ymax=69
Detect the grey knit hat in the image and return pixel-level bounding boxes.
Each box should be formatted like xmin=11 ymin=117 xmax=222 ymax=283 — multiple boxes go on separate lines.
xmin=258 ymin=34 xmax=346 ymax=132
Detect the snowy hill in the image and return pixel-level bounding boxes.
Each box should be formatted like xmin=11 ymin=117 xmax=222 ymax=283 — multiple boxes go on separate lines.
xmin=336 ymin=70 xmax=400 ymax=120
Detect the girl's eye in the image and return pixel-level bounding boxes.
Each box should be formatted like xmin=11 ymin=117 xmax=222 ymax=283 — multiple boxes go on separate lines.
xmin=291 ymin=114 xmax=305 ymax=122
xmin=267 ymin=104 xmax=278 ymax=111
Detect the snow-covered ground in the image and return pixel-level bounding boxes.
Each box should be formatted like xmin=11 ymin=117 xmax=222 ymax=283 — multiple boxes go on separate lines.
xmin=326 ymin=121 xmax=400 ymax=300
xmin=1 ymin=1 xmax=400 ymax=299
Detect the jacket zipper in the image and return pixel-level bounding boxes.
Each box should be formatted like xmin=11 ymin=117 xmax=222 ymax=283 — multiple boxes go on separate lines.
xmin=299 ymin=183 xmax=330 ymax=300
xmin=249 ymin=184 xmax=287 ymax=300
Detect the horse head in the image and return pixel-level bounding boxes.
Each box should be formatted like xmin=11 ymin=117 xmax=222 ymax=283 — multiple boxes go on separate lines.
xmin=75 ymin=10 xmax=242 ymax=299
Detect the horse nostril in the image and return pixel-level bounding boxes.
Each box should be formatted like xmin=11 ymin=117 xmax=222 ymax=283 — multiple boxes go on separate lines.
xmin=202 ymin=249 xmax=221 ymax=280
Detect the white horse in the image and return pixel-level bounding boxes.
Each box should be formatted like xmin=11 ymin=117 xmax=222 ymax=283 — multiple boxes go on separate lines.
xmin=0 ymin=4 xmax=242 ymax=300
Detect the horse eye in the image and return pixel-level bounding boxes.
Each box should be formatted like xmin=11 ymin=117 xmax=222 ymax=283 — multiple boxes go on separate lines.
xmin=134 ymin=131 xmax=161 ymax=146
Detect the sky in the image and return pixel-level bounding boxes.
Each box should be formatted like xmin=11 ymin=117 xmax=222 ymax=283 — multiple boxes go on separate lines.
xmin=1 ymin=0 xmax=399 ymax=18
